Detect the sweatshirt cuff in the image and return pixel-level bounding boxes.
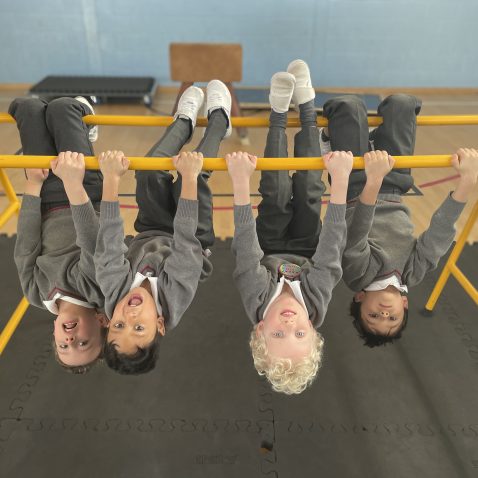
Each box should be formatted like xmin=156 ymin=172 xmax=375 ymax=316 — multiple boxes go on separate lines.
xmin=354 ymin=200 xmax=376 ymax=220
xmin=21 ymin=194 xmax=42 ymax=211
xmin=324 ymin=203 xmax=346 ymax=223
xmin=439 ymin=193 xmax=467 ymax=219
xmin=71 ymin=200 xmax=96 ymax=224
xmin=175 ymin=198 xmax=198 ymax=219
xmin=100 ymin=201 xmax=120 ymax=220
xmin=234 ymin=204 xmax=254 ymax=225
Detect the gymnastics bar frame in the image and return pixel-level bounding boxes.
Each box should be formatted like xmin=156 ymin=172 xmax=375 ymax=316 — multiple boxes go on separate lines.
xmin=0 ymin=168 xmax=26 ymax=355
xmin=424 ymin=199 xmax=478 ymax=311
xmin=1 ymin=112 xmax=477 ymax=355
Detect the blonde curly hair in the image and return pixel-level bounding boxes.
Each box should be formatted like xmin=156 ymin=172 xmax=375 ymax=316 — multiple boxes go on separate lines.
xmin=249 ymin=323 xmax=324 ymax=394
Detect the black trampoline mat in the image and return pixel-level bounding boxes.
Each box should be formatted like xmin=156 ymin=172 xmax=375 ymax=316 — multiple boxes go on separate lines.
xmin=30 ymin=75 xmax=156 ymax=97
xmin=0 ymin=235 xmax=477 ymax=478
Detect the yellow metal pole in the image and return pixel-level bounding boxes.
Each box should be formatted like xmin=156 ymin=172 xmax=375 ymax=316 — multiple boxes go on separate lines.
xmin=0 ymin=297 xmax=29 ymax=355
xmin=449 ymin=264 xmax=478 ymax=305
xmin=2 ymin=113 xmax=478 ymax=127
xmin=0 ymin=169 xmax=20 ymax=204
xmin=0 ymin=169 xmax=20 ymax=228
xmin=0 ymin=154 xmax=454 ymax=171
xmin=0 ymin=201 xmax=20 ymax=229
xmin=425 ymin=200 xmax=478 ymax=311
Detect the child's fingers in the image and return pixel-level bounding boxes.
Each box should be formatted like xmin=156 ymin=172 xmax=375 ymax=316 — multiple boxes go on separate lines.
xmin=388 ymin=155 xmax=395 ymax=168
xmin=50 ymin=158 xmax=58 ymax=170
xmin=122 ymin=157 xmax=130 ymax=170
xmin=450 ymin=153 xmax=460 ymax=170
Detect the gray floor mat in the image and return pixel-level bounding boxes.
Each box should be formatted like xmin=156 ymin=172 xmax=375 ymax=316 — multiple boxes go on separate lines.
xmin=0 ymin=236 xmax=477 ymax=477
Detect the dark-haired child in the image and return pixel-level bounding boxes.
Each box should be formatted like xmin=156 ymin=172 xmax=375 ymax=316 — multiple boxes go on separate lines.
xmin=322 ymin=94 xmax=478 ymax=347
xmin=94 ymin=81 xmax=231 ymax=374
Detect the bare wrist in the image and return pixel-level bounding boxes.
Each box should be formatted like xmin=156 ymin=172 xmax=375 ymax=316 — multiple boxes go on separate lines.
xmin=330 ymin=174 xmax=350 ymax=187
xmin=65 ymin=184 xmax=89 ymax=205
xmin=102 ymin=178 xmax=120 ymax=201
xmin=365 ymin=176 xmax=384 ymax=188
xmin=25 ymin=181 xmax=43 ymax=197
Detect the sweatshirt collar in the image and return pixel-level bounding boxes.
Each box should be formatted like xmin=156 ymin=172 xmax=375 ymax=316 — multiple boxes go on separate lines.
xmin=130 ymin=272 xmax=163 ymax=317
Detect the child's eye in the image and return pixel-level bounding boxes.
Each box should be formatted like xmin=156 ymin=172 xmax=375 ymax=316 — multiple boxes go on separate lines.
xmin=272 ymin=331 xmax=284 ymax=338
xmin=134 ymin=325 xmax=144 ymax=331
xmin=389 ymin=317 xmax=397 ymax=321
xmin=368 ymin=313 xmax=379 ymax=318
xmin=114 ymin=323 xmax=124 ymax=329
xmin=79 ymin=341 xmax=89 ymax=346
xmin=58 ymin=344 xmax=68 ymax=349
xmin=296 ymin=331 xmax=305 ymax=337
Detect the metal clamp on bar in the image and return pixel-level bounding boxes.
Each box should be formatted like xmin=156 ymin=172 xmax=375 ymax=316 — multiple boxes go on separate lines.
xmin=1 ymin=113 xmax=478 ymax=127
xmin=0 ymin=154 xmax=454 ymax=170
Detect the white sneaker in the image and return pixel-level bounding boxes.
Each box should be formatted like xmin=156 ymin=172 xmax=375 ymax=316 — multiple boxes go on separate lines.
xmin=269 ymin=72 xmax=296 ymax=113
xmin=318 ymin=128 xmax=331 ymax=155
xmin=206 ymin=80 xmax=232 ymax=138
xmin=174 ymin=86 xmax=205 ymax=134
xmin=74 ymin=96 xmax=98 ymax=142
xmin=287 ymin=59 xmax=315 ymax=108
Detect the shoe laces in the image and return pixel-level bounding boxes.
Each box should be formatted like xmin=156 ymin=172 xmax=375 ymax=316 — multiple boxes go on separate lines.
xmin=180 ymin=98 xmax=198 ymax=114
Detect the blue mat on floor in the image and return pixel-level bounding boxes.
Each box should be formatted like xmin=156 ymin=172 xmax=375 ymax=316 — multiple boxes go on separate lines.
xmin=236 ymin=88 xmax=381 ymax=112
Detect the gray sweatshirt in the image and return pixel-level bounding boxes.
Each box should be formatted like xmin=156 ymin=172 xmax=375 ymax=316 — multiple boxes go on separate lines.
xmin=14 ymin=195 xmax=104 ymax=309
xmin=342 ymin=193 xmax=466 ymax=292
xmin=232 ymin=203 xmax=347 ymax=328
xmin=94 ymin=199 xmax=213 ymax=330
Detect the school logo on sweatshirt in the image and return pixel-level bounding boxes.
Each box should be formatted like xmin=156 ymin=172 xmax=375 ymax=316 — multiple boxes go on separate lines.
xmin=279 ymin=263 xmax=301 ymax=280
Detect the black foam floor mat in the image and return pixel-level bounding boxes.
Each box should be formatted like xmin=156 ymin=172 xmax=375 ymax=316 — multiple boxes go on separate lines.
xmin=0 ymin=235 xmax=477 ymax=477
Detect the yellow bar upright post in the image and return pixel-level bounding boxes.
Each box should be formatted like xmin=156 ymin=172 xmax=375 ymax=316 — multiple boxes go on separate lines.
xmin=0 ymin=169 xmax=20 ymax=228
xmin=0 ymin=297 xmax=29 ymax=355
xmin=0 ymin=169 xmax=27 ymax=355
xmin=425 ymin=200 xmax=478 ymax=311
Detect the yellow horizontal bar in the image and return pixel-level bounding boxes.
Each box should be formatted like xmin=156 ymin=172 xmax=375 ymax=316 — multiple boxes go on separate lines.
xmin=449 ymin=263 xmax=478 ymax=305
xmin=1 ymin=112 xmax=478 ymax=127
xmin=0 ymin=297 xmax=29 ymax=355
xmin=0 ymin=155 xmax=453 ymax=171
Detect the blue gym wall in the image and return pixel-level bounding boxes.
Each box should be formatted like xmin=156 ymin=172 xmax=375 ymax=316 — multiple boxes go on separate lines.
xmin=1 ymin=0 xmax=477 ymax=87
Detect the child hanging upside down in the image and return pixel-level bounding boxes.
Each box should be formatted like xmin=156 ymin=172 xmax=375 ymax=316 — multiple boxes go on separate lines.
xmin=10 ymin=96 xmax=107 ymax=373
xmin=94 ymin=80 xmax=232 ymax=374
xmin=227 ymin=60 xmax=353 ymax=394
xmin=321 ymin=93 xmax=478 ymax=347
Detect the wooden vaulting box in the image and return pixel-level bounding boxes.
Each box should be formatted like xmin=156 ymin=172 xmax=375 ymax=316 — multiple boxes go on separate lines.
xmin=170 ymin=43 xmax=243 ymax=83
xmin=169 ymin=43 xmax=247 ymax=139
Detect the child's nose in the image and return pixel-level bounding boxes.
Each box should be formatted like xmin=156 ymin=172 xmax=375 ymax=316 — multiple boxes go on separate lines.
xmin=380 ymin=311 xmax=390 ymax=318
xmin=65 ymin=336 xmax=75 ymax=342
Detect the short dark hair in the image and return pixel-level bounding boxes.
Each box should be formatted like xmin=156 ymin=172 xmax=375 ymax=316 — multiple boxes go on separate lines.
xmin=52 ymin=327 xmax=107 ymax=374
xmin=104 ymin=332 xmax=161 ymax=374
xmin=349 ymin=298 xmax=409 ymax=348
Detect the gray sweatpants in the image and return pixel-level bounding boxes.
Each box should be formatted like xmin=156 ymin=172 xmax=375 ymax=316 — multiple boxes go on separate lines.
xmin=134 ymin=109 xmax=228 ymax=249
xmin=9 ymin=97 xmax=102 ymax=211
xmin=322 ymin=94 xmax=422 ymax=200
xmin=257 ymin=101 xmax=326 ymax=258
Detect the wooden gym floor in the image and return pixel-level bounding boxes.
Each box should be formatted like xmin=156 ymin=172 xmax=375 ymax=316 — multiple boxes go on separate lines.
xmin=0 ymin=86 xmax=477 ymax=243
